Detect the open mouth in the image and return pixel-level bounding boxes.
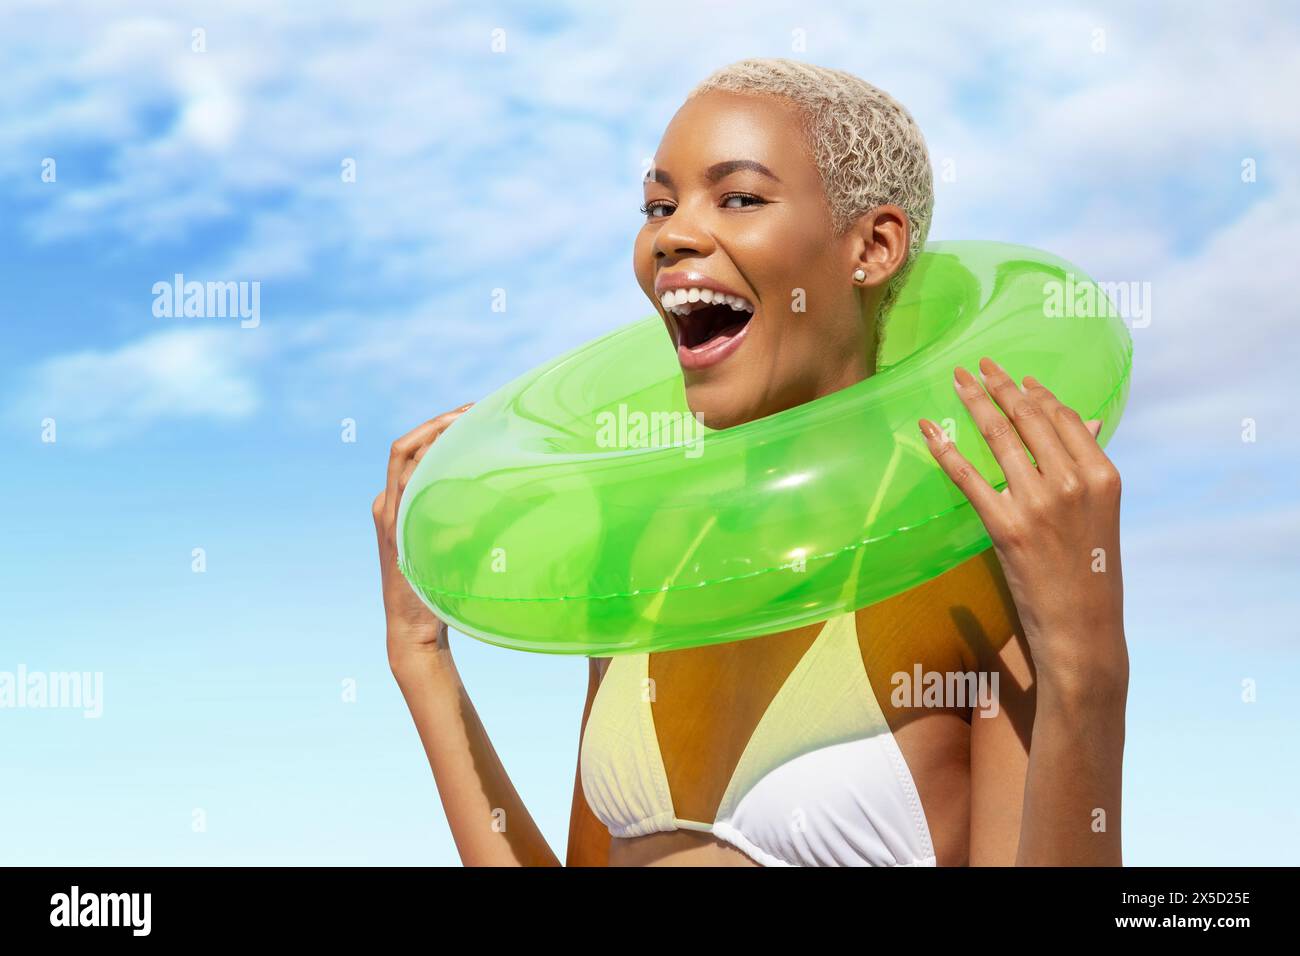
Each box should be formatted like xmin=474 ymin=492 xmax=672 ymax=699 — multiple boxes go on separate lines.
xmin=665 ymin=295 xmax=759 ymax=351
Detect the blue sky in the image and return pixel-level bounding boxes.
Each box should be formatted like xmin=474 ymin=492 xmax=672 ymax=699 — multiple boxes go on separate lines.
xmin=1 ymin=0 xmax=1297 ymax=865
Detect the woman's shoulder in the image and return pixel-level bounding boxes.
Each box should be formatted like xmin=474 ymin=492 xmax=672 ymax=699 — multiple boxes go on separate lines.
xmin=854 ymin=548 xmax=1022 ymax=674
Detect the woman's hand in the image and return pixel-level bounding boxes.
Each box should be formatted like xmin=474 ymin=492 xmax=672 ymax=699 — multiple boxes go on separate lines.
xmin=918 ymin=357 xmax=1126 ymax=696
xmin=373 ymin=402 xmax=474 ymax=672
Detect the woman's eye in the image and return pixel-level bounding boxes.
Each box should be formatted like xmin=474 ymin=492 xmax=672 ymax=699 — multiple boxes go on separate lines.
xmin=640 ymin=193 xmax=764 ymax=218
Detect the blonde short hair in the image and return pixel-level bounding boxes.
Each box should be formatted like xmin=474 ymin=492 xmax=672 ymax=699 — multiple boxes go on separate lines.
xmin=688 ymin=58 xmax=933 ymax=328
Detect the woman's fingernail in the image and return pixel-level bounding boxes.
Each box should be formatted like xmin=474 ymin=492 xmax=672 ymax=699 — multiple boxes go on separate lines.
xmin=954 ymin=366 xmax=977 ymax=388
xmin=1023 ymin=374 xmax=1041 ymax=389
xmin=918 ymin=418 xmax=939 ymax=440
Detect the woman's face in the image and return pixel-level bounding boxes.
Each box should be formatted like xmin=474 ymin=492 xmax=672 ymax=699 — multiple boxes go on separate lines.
xmin=634 ymin=89 xmax=904 ymax=430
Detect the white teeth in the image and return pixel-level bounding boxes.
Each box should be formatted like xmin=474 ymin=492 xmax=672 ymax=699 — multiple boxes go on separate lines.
xmin=659 ymin=287 xmax=754 ymax=317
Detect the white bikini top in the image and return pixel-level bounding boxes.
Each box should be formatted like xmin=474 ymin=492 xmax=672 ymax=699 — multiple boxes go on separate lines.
xmin=579 ymin=611 xmax=936 ymax=867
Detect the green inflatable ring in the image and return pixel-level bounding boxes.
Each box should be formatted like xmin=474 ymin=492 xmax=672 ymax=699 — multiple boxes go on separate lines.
xmin=397 ymin=241 xmax=1133 ymax=655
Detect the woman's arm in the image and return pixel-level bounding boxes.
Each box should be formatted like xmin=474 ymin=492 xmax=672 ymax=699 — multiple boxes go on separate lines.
xmin=967 ymin=619 xmax=1128 ymax=865
xmin=923 ymin=357 xmax=1128 ymax=865
xmin=395 ymin=646 xmax=613 ymax=867
xmin=392 ymin=639 xmax=562 ymax=866
xmin=1016 ymin=641 xmax=1127 ymax=865
xmin=377 ymin=406 xmax=559 ymax=866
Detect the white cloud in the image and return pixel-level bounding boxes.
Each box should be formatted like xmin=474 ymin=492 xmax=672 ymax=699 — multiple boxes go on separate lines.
xmin=7 ymin=327 xmax=265 ymax=445
xmin=1127 ymin=502 xmax=1300 ymax=569
xmin=1114 ymin=184 xmax=1300 ymax=453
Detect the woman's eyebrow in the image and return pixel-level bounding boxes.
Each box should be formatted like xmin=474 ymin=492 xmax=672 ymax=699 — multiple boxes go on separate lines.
xmin=644 ymin=159 xmax=783 ymax=189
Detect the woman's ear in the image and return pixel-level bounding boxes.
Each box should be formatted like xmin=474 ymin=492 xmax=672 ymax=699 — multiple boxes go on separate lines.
xmin=851 ymin=204 xmax=910 ymax=289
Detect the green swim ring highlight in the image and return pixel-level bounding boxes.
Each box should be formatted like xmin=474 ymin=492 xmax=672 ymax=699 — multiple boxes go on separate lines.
xmin=397 ymin=241 xmax=1133 ymax=655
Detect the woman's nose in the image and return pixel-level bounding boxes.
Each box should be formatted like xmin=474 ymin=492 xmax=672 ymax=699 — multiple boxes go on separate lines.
xmin=654 ymin=205 xmax=714 ymax=261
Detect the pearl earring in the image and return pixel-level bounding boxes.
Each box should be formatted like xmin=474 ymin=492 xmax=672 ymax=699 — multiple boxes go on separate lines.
xmin=853 ymin=268 xmax=866 ymax=283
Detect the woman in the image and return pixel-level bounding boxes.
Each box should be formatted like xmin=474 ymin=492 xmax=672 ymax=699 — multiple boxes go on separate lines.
xmin=373 ymin=58 xmax=1128 ymax=867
